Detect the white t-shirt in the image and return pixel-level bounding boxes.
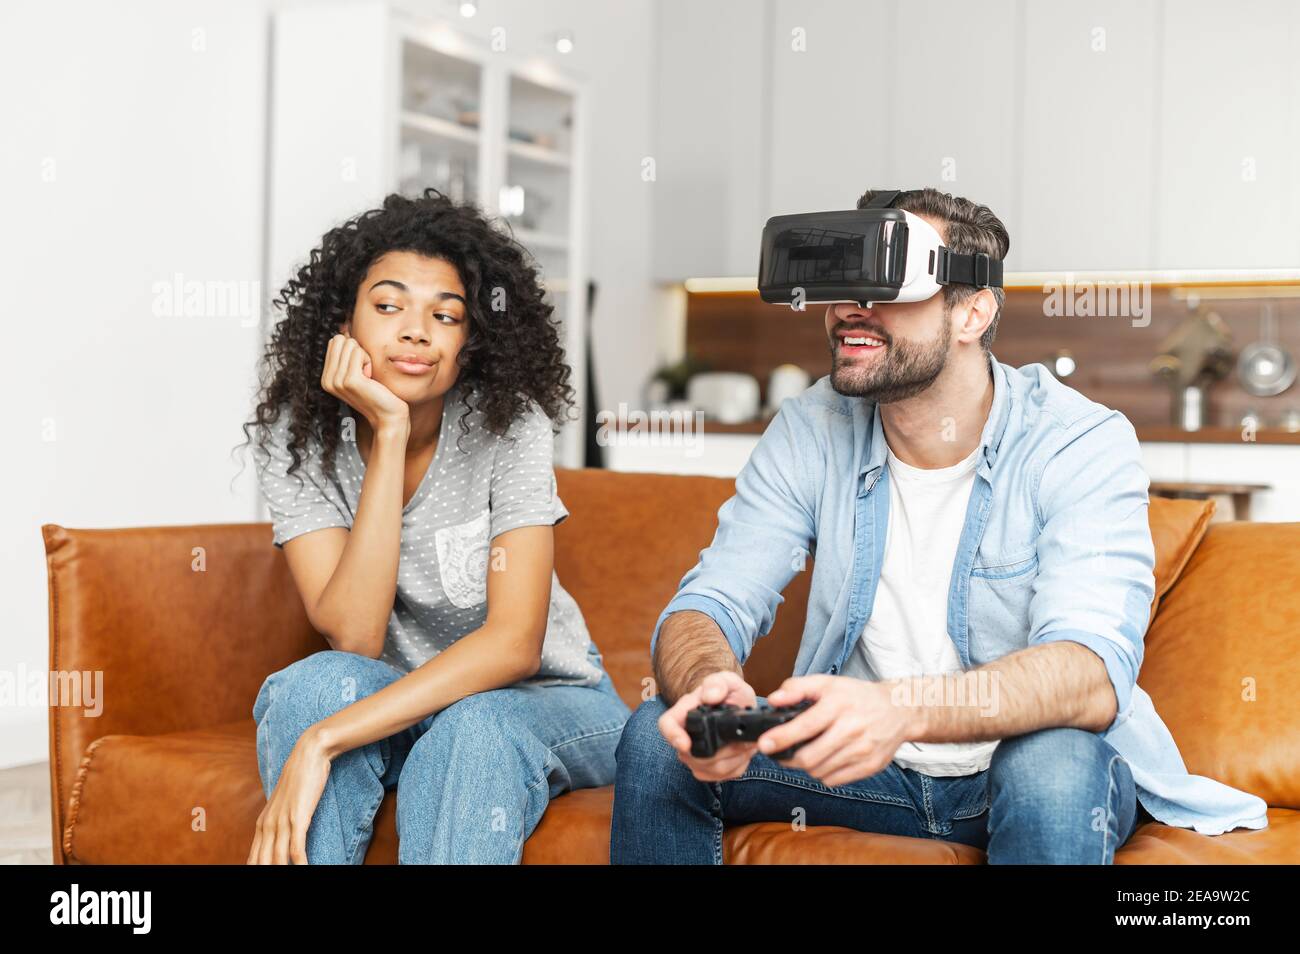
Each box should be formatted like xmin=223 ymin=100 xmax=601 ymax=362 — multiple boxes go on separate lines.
xmin=839 ymin=439 xmax=1001 ymax=776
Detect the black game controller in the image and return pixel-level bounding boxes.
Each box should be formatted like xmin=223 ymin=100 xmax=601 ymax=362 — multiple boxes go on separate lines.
xmin=685 ymin=700 xmax=815 ymax=761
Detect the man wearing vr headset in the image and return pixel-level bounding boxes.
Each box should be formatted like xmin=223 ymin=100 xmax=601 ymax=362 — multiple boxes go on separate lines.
xmin=610 ymin=188 xmax=1268 ymax=864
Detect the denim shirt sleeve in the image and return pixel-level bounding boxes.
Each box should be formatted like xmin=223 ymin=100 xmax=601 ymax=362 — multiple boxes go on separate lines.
xmin=1028 ymin=410 xmax=1157 ymax=733
xmin=649 ymin=401 xmax=818 ymax=666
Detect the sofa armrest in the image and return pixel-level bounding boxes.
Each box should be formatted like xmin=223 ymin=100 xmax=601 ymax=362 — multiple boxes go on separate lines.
xmin=43 ymin=521 xmax=325 ymax=861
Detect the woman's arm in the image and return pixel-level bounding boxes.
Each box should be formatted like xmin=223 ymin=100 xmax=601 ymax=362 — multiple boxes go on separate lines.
xmin=299 ymin=523 xmax=554 ymax=759
xmin=280 ymin=335 xmax=413 ymax=658
xmin=282 ymin=422 xmax=407 ymax=658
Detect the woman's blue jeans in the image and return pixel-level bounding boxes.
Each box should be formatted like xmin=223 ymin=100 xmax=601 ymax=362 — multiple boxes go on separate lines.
xmin=252 ymin=649 xmax=631 ymax=864
xmin=610 ymin=695 xmax=1150 ymax=864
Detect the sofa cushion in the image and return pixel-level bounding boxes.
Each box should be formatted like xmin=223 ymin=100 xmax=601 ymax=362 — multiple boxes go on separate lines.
xmin=1117 ymin=808 xmax=1300 ymax=863
xmin=1138 ymin=520 xmax=1300 ymax=810
xmin=63 ymin=720 xmax=267 ymax=865
xmin=720 ymin=808 xmax=1300 ymax=863
xmin=723 ymin=822 xmax=986 ymax=863
xmin=1147 ymin=496 xmax=1217 ymax=613
xmin=58 ymin=718 xmax=621 ymax=865
xmin=63 ymin=718 xmax=1300 ymax=864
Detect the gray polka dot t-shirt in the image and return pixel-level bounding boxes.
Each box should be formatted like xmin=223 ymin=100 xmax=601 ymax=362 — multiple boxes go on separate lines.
xmin=253 ymin=381 xmax=606 ymax=688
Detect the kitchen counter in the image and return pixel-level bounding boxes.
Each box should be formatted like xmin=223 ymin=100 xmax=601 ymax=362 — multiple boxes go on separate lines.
xmin=696 ymin=417 xmax=1300 ymax=444
xmin=605 ymin=417 xmax=1300 ymax=521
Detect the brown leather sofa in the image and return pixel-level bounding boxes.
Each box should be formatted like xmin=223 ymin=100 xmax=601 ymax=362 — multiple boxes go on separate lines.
xmin=44 ymin=468 xmax=1299 ymax=863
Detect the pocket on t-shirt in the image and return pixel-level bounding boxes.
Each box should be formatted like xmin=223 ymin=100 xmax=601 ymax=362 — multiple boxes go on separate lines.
xmin=435 ymin=509 xmax=492 ymax=609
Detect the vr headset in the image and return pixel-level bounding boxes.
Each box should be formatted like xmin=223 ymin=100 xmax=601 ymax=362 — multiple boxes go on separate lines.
xmin=757 ymin=189 xmax=1004 ymax=307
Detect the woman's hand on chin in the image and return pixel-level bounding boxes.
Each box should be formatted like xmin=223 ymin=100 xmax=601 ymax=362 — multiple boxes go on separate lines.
xmin=322 ymin=333 xmax=410 ymax=435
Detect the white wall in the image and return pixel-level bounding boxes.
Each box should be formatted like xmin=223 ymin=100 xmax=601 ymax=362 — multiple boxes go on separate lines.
xmin=0 ymin=0 xmax=275 ymax=769
xmin=653 ymin=0 xmax=1300 ymax=277
xmin=650 ymin=0 xmax=767 ymax=280
xmin=0 ymin=0 xmax=658 ymax=769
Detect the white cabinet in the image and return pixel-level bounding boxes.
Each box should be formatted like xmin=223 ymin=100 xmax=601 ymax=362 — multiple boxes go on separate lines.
xmin=765 ymin=0 xmax=894 ymax=219
xmin=651 ymin=0 xmax=767 ymax=280
xmin=606 ymin=433 xmax=762 ymax=478
xmin=615 ymin=433 xmax=1300 ymax=522
xmin=1018 ymin=0 xmax=1162 ymax=270
xmin=1152 ymin=0 xmax=1300 ymax=269
xmin=656 ymin=0 xmax=1021 ymax=274
xmin=889 ymin=0 xmax=1020 ymax=258
xmin=269 ymin=1 xmax=589 ymax=466
xmin=653 ymin=0 xmax=1300 ymax=278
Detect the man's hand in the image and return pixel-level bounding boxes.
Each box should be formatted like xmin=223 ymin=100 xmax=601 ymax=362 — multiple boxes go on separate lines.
xmin=760 ymin=675 xmax=919 ymax=788
xmin=658 ymin=671 xmax=759 ymax=782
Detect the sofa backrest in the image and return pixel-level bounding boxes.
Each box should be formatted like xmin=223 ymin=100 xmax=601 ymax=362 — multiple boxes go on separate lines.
xmin=1139 ymin=520 xmax=1300 ymax=809
xmin=552 ymin=469 xmax=809 ymax=708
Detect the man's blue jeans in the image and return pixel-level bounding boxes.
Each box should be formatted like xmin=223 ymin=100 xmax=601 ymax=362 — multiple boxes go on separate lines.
xmin=610 ymin=695 xmax=1150 ymax=864
xmin=252 ymin=650 xmax=631 ymax=864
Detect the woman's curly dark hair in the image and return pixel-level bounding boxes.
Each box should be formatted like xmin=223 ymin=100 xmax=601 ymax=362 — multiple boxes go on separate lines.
xmin=237 ymin=188 xmax=576 ymax=486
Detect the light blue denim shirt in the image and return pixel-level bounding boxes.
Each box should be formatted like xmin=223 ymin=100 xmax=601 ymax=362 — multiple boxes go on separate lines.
xmin=652 ymin=351 xmax=1268 ymax=836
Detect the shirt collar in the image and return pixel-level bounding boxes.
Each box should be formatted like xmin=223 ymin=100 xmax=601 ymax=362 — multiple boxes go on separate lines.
xmin=858 ymin=349 xmax=1010 ymax=480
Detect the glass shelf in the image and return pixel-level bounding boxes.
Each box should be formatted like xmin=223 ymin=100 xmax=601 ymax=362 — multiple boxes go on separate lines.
xmin=399 ymin=38 xmax=481 ymax=202
xmin=506 ymin=74 xmax=573 ymax=156
xmin=499 ymin=73 xmax=573 ymax=236
xmin=400 ymin=40 xmax=481 ymax=130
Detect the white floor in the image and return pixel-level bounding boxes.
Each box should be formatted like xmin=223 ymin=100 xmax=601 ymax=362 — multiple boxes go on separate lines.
xmin=0 ymin=761 xmax=54 ymax=864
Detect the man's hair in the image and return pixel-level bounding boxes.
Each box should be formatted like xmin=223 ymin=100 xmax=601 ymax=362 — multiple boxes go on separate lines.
xmin=855 ymin=187 xmax=1010 ymax=353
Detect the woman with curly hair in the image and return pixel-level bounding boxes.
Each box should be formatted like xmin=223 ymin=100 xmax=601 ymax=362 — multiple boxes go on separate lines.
xmin=240 ymin=188 xmax=629 ymax=864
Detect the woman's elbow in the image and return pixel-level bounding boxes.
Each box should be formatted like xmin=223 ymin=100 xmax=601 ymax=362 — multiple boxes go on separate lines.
xmin=511 ymin=641 xmax=543 ymax=681
xmin=509 ymin=631 xmax=545 ymax=681
xmin=522 ymin=652 xmax=543 ymax=680
xmin=321 ymin=624 xmax=387 ymax=660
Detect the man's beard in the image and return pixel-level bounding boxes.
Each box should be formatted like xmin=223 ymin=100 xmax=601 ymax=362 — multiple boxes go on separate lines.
xmin=829 ymin=310 xmax=952 ymax=403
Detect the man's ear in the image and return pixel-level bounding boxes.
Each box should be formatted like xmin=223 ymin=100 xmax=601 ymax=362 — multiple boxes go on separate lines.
xmin=956 ymin=289 xmax=995 ymax=345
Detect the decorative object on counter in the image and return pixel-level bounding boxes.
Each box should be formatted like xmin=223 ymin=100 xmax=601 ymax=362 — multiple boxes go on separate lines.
xmin=648 ymin=353 xmax=712 ymax=402
xmin=1238 ymin=408 xmax=1262 ymax=434
xmin=645 ymin=377 xmax=671 ymax=411
xmin=1180 ymin=385 xmax=1209 ymax=431
xmin=1237 ymin=304 xmax=1296 ymax=397
xmin=1046 ymin=348 xmax=1076 ymax=381
xmin=1277 ymin=407 xmax=1300 ymax=432
xmin=765 ymin=364 xmax=812 ymax=413
xmin=687 ymin=372 xmax=761 ymax=424
xmin=1149 ymin=298 xmax=1234 ymax=431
